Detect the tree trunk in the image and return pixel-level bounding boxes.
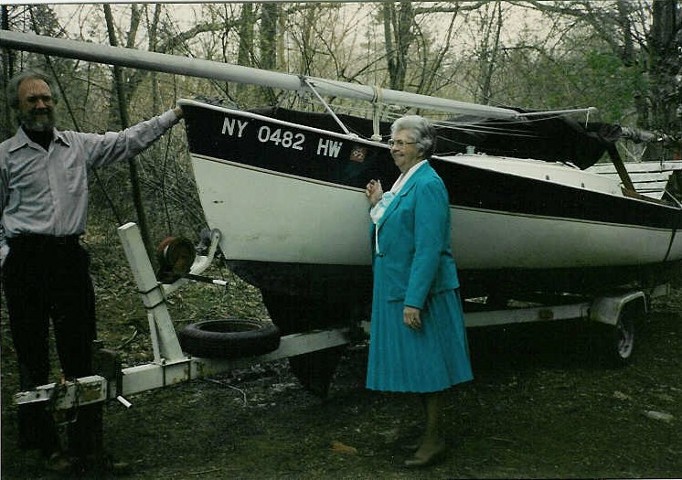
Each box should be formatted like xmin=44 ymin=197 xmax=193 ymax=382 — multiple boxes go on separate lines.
xmin=260 ymin=3 xmax=278 ymax=71
xmin=103 ymin=4 xmax=153 ymax=257
xmin=476 ymin=2 xmax=503 ymax=105
xmin=382 ymin=2 xmax=414 ymax=91
xmin=149 ymin=4 xmax=162 ymax=114
xmin=237 ymin=3 xmax=255 ymax=97
xmin=1 ymin=6 xmax=15 ymax=138
xmin=648 ymin=0 xmax=680 ymax=133
xmin=259 ymin=3 xmax=279 ymax=103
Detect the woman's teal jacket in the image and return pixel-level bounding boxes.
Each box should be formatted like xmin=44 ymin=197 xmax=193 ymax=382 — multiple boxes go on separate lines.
xmin=370 ymin=162 xmax=460 ymax=310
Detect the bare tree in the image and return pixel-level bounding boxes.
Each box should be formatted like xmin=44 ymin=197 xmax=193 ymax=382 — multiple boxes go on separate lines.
xmin=382 ymin=2 xmax=415 ymax=91
xmin=1 ymin=6 xmax=15 ymax=138
xmin=648 ymin=0 xmax=680 ymax=133
xmin=104 ymin=4 xmax=153 ymax=254
xmin=236 ymin=2 xmax=255 ymax=100
xmin=474 ymin=2 xmax=504 ymax=104
xmin=520 ymin=0 xmax=681 ymax=135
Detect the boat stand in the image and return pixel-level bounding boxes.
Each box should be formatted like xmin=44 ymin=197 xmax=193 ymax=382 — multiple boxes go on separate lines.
xmin=13 ymin=222 xmax=351 ymax=412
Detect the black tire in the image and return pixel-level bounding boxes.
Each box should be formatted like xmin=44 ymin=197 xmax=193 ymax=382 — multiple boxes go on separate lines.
xmin=179 ymin=318 xmax=280 ymax=358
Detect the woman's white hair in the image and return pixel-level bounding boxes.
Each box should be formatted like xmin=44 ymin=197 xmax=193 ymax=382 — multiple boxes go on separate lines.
xmin=390 ymin=115 xmax=437 ymax=157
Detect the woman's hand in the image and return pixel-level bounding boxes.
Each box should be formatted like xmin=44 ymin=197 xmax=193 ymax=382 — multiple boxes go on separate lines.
xmin=403 ymin=306 xmax=422 ymax=330
xmin=365 ymin=179 xmax=383 ymax=206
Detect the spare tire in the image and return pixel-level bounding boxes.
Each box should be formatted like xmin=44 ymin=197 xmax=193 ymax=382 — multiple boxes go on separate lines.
xmin=179 ymin=318 xmax=280 ymax=358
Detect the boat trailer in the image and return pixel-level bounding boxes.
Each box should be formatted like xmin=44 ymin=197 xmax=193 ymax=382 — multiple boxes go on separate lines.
xmin=13 ymin=222 xmax=668 ymax=412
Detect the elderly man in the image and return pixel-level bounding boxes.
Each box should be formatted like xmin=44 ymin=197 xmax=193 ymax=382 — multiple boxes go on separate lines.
xmin=0 ymin=70 xmax=183 ymax=475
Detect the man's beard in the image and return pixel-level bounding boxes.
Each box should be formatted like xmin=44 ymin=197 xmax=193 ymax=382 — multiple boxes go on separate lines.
xmin=17 ymin=108 xmax=55 ymax=132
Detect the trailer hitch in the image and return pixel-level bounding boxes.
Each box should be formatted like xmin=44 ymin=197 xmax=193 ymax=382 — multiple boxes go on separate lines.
xmin=93 ymin=340 xmax=131 ymax=408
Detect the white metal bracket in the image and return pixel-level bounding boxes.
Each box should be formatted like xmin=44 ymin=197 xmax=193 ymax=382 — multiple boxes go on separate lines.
xmin=118 ymin=222 xmax=185 ymax=362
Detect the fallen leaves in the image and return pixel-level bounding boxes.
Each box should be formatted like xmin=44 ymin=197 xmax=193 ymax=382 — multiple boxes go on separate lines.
xmin=330 ymin=440 xmax=358 ymax=455
xmin=642 ymin=410 xmax=675 ymax=424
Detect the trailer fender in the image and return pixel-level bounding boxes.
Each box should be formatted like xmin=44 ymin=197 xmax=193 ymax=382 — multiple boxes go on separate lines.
xmin=590 ymin=291 xmax=648 ymax=365
xmin=589 ymin=291 xmax=647 ymax=326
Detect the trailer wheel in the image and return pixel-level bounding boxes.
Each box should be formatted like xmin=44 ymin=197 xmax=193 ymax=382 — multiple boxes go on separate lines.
xmin=602 ymin=306 xmax=637 ymax=366
xmin=179 ymin=318 xmax=280 ymax=358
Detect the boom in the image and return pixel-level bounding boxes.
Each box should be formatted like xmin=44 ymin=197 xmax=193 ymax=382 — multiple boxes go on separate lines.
xmin=0 ymin=30 xmax=519 ymax=120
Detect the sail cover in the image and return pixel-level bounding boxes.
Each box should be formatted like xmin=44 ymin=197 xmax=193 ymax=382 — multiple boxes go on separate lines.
xmin=250 ymin=106 xmax=617 ymax=170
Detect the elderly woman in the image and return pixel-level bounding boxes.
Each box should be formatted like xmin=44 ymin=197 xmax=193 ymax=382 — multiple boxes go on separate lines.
xmin=365 ymin=115 xmax=473 ymax=468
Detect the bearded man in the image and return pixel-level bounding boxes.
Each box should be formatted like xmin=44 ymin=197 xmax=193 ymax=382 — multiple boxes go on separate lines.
xmin=0 ymin=70 xmax=183 ymax=475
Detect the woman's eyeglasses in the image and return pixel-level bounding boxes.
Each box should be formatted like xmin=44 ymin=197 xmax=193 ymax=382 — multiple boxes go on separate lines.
xmin=387 ymin=139 xmax=417 ymax=148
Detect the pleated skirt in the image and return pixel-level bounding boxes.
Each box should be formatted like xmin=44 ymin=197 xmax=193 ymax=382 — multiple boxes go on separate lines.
xmin=366 ymin=287 xmax=473 ymax=393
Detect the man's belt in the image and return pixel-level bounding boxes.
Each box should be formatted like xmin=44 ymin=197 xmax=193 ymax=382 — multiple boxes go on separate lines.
xmin=7 ymin=234 xmax=81 ymax=247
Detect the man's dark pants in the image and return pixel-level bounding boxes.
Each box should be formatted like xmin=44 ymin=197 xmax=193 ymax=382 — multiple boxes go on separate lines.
xmin=2 ymin=235 xmax=102 ymax=459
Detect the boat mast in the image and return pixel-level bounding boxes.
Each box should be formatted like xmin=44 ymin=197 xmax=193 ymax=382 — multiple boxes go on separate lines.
xmin=0 ymin=30 xmax=519 ymax=120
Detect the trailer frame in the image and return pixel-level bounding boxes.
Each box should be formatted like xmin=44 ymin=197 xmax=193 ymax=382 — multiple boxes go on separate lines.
xmin=13 ymin=222 xmax=668 ymax=412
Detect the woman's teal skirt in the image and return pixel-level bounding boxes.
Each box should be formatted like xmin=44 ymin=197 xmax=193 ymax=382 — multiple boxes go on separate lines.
xmin=366 ymin=288 xmax=473 ymax=393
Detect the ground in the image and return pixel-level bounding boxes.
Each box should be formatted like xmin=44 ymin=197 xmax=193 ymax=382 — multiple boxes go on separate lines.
xmin=2 ymin=235 xmax=682 ymax=479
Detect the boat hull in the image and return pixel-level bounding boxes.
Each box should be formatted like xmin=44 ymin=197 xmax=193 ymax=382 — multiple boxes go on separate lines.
xmin=181 ymin=100 xmax=682 ymax=301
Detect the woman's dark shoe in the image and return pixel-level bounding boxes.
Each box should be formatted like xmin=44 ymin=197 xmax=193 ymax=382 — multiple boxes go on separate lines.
xmin=44 ymin=452 xmax=73 ymax=474
xmin=403 ymin=444 xmax=447 ymax=468
xmin=400 ymin=441 xmax=420 ymax=452
xmin=72 ymin=453 xmax=131 ymax=476
xmin=398 ymin=433 xmax=424 ymax=452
